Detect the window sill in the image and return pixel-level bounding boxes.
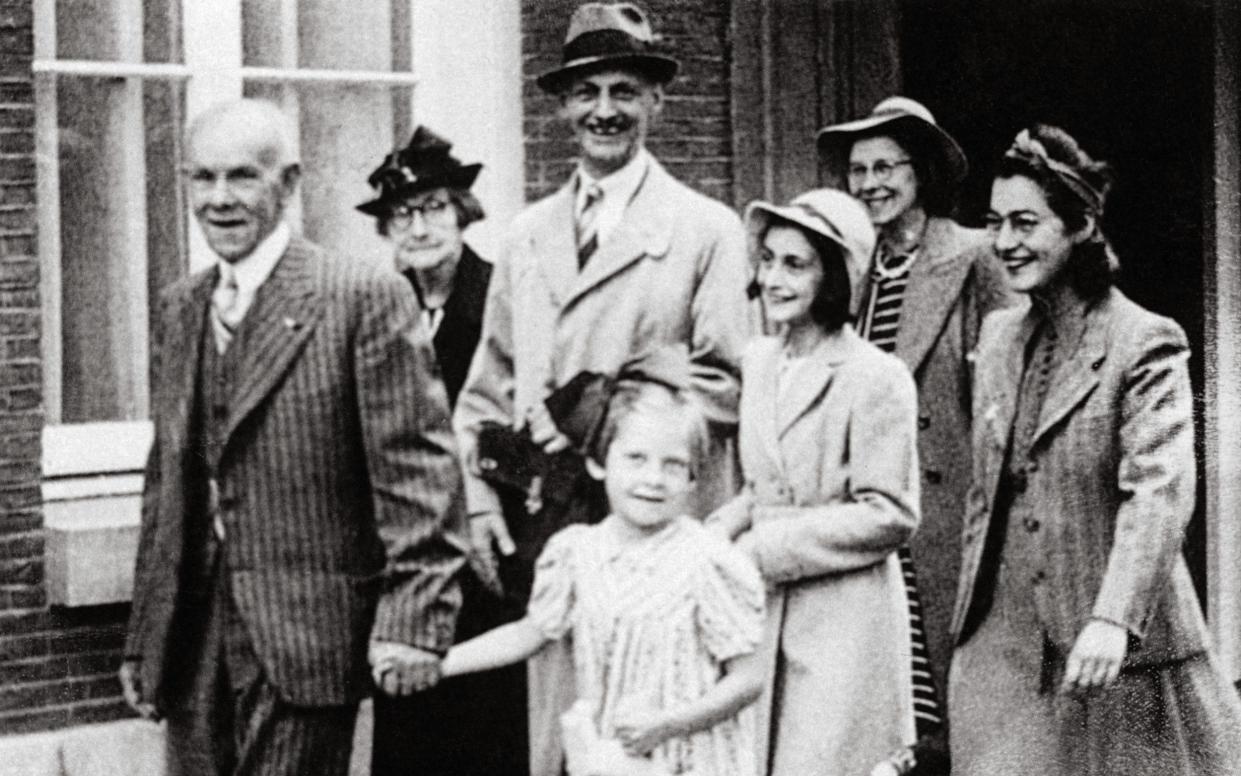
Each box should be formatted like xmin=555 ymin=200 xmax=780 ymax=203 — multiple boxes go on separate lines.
xmin=42 ymin=421 xmax=151 ymax=607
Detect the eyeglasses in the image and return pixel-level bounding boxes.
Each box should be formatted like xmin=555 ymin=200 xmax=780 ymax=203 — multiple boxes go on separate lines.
xmin=846 ymin=159 xmax=913 ymax=184
xmin=388 ymin=198 xmax=455 ymax=230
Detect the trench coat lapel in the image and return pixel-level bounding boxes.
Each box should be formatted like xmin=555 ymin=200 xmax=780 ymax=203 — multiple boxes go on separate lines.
xmin=894 ymin=218 xmax=974 ymax=374
xmin=1031 ymin=300 xmax=1108 ymax=447
xmin=563 ymin=163 xmax=673 ymax=311
xmin=223 ymin=239 xmax=325 ymax=443
xmin=533 ymin=184 xmax=579 ymax=305
xmin=776 ymin=328 xmax=855 ymax=438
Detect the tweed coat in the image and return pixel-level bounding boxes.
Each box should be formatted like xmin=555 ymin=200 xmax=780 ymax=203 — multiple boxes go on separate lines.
xmin=951 ymin=289 xmax=1212 ymax=667
xmin=716 ymin=328 xmax=920 ymax=776
xmin=857 ymin=216 xmax=1014 ymax=691
xmin=125 ymin=237 xmax=468 ymax=709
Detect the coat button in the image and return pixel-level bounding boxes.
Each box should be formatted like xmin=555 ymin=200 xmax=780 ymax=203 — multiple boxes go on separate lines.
xmin=1033 ymin=570 xmax=1046 ymax=583
xmin=924 ymin=469 xmax=943 ymax=485
xmin=918 ymin=415 xmax=931 ymax=430
xmin=1023 ymin=516 xmax=1040 ymax=532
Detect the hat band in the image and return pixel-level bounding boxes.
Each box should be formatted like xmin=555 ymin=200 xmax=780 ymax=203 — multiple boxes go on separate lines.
xmin=563 ymin=28 xmax=655 ymax=64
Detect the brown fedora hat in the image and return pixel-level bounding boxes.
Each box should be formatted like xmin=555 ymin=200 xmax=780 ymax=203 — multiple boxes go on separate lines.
xmin=356 ymin=126 xmax=481 ymax=218
xmin=816 ymin=96 xmax=968 ymax=184
xmin=536 ymin=3 xmax=679 ymax=94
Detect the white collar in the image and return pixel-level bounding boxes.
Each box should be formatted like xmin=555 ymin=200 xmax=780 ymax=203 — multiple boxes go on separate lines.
xmin=217 ymin=221 xmax=291 ymax=294
xmin=574 ymin=147 xmax=650 ymax=212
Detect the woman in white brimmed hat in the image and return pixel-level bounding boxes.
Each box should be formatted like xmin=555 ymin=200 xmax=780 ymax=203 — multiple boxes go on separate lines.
xmin=818 ymin=96 xmax=1015 ymax=775
xmin=708 ymin=189 xmax=922 ymax=776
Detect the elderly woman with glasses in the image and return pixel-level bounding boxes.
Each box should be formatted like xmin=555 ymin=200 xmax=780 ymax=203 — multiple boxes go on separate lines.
xmin=358 ymin=127 xmax=527 ymax=776
xmin=949 ymin=124 xmax=1241 ymax=775
xmin=818 ymin=97 xmax=1014 ymax=775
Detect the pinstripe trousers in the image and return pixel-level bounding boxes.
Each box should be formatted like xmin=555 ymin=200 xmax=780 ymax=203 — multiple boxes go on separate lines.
xmin=164 ymin=565 xmax=357 ymax=776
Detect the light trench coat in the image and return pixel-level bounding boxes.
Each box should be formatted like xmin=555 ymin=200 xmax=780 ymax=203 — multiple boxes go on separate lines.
xmin=712 ymin=327 xmax=921 ymax=776
xmin=454 ymin=154 xmax=753 ymax=776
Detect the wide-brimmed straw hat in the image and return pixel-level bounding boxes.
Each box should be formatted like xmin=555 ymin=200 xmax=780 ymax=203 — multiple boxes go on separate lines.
xmin=536 ymin=3 xmax=679 ymax=94
xmin=816 ymin=96 xmax=968 ymax=184
xmin=744 ymin=189 xmax=876 ymax=300
xmin=356 ymin=126 xmax=482 ymax=218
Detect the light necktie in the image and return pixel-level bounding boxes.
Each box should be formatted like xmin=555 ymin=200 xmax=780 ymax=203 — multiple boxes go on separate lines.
xmin=211 ymin=263 xmax=243 ymax=354
xmin=576 ymin=183 xmax=603 ymax=268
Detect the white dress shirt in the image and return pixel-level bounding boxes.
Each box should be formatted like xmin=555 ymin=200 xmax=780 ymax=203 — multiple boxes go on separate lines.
xmin=573 ymin=148 xmax=651 ymax=248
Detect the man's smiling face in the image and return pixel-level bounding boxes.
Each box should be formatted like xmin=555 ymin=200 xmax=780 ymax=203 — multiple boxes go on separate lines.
xmin=186 ymin=116 xmax=297 ymax=263
xmin=559 ymin=67 xmax=663 ymax=179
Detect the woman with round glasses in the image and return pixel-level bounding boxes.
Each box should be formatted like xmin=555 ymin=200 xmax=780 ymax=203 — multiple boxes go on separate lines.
xmin=817 ymin=97 xmax=1013 ymax=774
xmin=949 ymin=123 xmax=1241 ymax=774
xmin=358 ymin=127 xmax=526 ymax=776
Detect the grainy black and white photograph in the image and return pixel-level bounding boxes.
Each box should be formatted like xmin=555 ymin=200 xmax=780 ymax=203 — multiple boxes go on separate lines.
xmin=1 ymin=1 xmax=1239 ymax=774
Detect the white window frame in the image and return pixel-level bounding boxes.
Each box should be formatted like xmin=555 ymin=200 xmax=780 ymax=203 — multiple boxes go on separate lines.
xmin=31 ymin=0 xmax=524 ymax=604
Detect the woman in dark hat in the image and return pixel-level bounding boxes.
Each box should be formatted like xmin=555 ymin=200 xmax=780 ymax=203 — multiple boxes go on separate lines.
xmin=950 ymin=123 xmax=1241 ymax=774
xmin=709 ymin=189 xmax=920 ymax=776
xmin=818 ymin=97 xmax=1014 ymax=776
xmin=359 ymin=128 xmax=526 ymax=776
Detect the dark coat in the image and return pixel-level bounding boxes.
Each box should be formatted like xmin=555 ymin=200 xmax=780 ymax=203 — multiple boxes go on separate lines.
xmin=125 ymin=237 xmax=468 ymax=708
xmin=406 ymin=244 xmax=492 ymax=409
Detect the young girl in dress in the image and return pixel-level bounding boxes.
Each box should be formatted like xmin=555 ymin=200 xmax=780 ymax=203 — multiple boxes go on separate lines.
xmin=439 ymin=374 xmax=766 ymax=776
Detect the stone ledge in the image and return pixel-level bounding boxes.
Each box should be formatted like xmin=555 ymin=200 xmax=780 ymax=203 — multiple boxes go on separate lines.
xmin=0 ymin=719 xmax=164 ymax=776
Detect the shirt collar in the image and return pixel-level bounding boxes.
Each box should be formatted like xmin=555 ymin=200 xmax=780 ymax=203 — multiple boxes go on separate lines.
xmin=575 ymin=147 xmax=651 ymax=212
xmin=218 ymin=221 xmax=291 ymax=294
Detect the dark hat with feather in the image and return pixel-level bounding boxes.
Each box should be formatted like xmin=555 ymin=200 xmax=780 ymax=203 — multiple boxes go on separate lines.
xmin=356 ymin=126 xmax=482 ymax=218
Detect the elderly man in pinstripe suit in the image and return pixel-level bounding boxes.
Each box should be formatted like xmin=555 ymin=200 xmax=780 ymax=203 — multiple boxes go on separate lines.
xmin=118 ymin=99 xmax=468 ymax=776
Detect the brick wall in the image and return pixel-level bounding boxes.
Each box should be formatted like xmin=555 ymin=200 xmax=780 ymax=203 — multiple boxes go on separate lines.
xmin=521 ymin=0 xmax=735 ymax=204
xmin=0 ymin=0 xmax=131 ymax=735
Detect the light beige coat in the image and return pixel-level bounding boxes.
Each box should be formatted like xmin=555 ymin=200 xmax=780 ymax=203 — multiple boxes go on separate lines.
xmin=454 ymin=156 xmax=752 ymax=776
xmin=713 ymin=327 xmax=920 ymax=776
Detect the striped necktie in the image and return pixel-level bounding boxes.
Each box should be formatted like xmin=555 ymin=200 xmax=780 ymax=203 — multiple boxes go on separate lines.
xmin=576 ymin=183 xmax=603 ymax=268
xmin=211 ymin=263 xmax=243 ymax=353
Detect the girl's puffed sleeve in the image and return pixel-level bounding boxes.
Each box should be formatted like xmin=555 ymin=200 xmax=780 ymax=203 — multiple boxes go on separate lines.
xmin=695 ymin=535 xmax=766 ymax=662
xmin=527 ymin=525 xmax=582 ymax=641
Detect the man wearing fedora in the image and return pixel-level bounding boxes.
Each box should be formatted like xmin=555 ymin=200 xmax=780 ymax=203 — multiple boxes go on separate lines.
xmin=453 ymin=3 xmax=751 ymax=773
xmin=120 ymin=99 xmax=468 ymax=775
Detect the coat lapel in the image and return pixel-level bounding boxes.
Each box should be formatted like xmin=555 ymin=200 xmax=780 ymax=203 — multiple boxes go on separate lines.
xmin=894 ymin=218 xmax=975 ymax=374
xmin=776 ymin=329 xmax=854 ymax=438
xmin=748 ymin=340 xmax=786 ymax=474
xmin=532 ymin=184 xmax=580 ymax=306
xmin=562 ymin=161 xmax=673 ymax=311
xmin=224 ymin=239 xmax=325 ymax=442
xmin=1031 ymin=298 xmax=1108 ymax=447
xmin=168 ymin=270 xmax=215 ymax=437
xmin=985 ymin=309 xmax=1038 ymax=455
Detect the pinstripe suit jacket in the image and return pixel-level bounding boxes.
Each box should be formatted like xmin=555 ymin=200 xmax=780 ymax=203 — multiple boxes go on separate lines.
xmin=951 ymin=288 xmax=1210 ymax=668
xmin=125 ymin=236 xmax=468 ymax=708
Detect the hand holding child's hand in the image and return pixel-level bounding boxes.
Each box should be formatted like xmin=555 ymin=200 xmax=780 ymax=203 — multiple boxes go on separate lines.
xmin=613 ymin=696 xmax=673 ymax=757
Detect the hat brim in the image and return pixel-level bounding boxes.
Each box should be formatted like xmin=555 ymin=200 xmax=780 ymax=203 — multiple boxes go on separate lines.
xmin=744 ymin=201 xmax=855 ymax=259
xmin=536 ymin=54 xmax=680 ymax=93
xmin=816 ymin=113 xmax=968 ymax=184
xmin=355 ymin=163 xmax=482 ymax=217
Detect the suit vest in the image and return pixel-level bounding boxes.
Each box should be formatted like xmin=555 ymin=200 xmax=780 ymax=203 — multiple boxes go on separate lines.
xmin=182 ymin=313 xmax=245 ymax=587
